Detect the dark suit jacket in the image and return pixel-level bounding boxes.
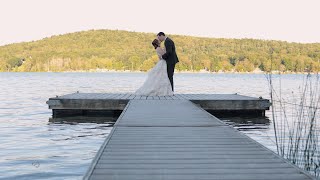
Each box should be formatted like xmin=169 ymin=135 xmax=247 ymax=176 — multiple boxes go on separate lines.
xmin=162 ymin=37 xmax=179 ymax=65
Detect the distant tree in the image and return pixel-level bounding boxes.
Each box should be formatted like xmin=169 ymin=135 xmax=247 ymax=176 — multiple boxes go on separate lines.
xmin=0 ymin=29 xmax=319 ymax=73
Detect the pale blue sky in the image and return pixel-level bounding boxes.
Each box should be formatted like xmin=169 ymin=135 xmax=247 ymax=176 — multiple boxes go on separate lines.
xmin=0 ymin=0 xmax=319 ymax=45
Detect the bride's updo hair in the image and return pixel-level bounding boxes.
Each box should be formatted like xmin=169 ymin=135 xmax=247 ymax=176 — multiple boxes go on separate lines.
xmin=152 ymin=39 xmax=160 ymax=49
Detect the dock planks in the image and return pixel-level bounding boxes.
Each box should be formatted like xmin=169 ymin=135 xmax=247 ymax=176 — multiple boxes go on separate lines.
xmin=83 ymin=99 xmax=315 ymax=180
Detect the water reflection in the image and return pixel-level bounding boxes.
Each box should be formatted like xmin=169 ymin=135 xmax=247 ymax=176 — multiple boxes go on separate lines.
xmin=49 ymin=116 xmax=117 ymax=125
xmin=220 ymin=116 xmax=271 ymax=131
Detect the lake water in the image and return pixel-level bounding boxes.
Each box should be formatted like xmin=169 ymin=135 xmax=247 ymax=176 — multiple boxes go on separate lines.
xmin=0 ymin=72 xmax=317 ymax=179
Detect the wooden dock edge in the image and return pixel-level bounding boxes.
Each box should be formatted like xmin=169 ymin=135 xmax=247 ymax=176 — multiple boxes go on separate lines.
xmin=174 ymin=100 xmax=315 ymax=179
xmin=236 ymin=129 xmax=316 ymax=179
xmin=47 ymin=96 xmax=270 ymax=118
xmin=82 ymin=101 xmax=132 ymax=180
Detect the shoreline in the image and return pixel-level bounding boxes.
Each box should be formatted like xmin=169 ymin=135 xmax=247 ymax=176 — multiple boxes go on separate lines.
xmin=1 ymin=70 xmax=318 ymax=75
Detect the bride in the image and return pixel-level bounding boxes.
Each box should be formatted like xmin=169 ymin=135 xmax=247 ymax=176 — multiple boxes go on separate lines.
xmin=135 ymin=39 xmax=174 ymax=96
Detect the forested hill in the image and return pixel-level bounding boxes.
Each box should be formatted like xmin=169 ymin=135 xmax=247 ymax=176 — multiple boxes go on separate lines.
xmin=0 ymin=29 xmax=320 ymax=72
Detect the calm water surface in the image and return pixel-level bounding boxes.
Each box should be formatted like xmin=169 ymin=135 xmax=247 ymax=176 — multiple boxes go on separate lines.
xmin=0 ymin=72 xmax=313 ymax=179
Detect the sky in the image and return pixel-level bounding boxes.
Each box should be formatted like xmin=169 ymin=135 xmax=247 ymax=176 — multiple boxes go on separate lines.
xmin=0 ymin=0 xmax=320 ymax=46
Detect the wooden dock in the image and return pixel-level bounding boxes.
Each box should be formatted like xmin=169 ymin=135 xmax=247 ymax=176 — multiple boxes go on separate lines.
xmin=46 ymin=93 xmax=315 ymax=179
xmin=46 ymin=93 xmax=271 ymax=118
xmin=80 ymin=99 xmax=315 ymax=180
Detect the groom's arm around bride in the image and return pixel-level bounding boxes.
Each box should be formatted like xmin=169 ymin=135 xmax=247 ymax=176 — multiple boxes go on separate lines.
xmin=161 ymin=38 xmax=173 ymax=61
xmin=161 ymin=38 xmax=179 ymax=65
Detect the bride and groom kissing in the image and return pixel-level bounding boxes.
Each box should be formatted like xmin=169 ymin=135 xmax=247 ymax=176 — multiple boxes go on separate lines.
xmin=135 ymin=32 xmax=179 ymax=96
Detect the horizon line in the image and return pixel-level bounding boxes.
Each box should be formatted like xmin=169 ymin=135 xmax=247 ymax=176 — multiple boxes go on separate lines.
xmin=1 ymin=28 xmax=320 ymax=47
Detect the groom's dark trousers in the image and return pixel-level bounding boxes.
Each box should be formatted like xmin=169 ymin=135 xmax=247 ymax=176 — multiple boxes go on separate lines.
xmin=167 ymin=63 xmax=175 ymax=91
xmin=162 ymin=37 xmax=179 ymax=92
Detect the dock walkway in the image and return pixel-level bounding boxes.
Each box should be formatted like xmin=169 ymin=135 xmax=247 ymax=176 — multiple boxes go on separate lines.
xmin=83 ymin=99 xmax=315 ymax=180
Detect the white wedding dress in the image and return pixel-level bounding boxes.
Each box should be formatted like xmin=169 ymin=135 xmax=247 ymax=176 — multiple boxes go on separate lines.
xmin=135 ymin=47 xmax=174 ymax=96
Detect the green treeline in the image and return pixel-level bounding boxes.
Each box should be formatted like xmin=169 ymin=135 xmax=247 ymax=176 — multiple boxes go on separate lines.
xmin=0 ymin=29 xmax=320 ymax=72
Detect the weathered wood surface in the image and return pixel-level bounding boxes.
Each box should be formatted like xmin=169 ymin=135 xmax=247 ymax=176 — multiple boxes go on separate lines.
xmin=51 ymin=93 xmax=260 ymax=100
xmin=83 ymin=100 xmax=315 ymax=180
xmin=47 ymin=93 xmax=270 ymax=112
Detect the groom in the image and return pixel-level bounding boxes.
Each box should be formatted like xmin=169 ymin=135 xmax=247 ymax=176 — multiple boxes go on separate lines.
xmin=157 ymin=32 xmax=179 ymax=92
